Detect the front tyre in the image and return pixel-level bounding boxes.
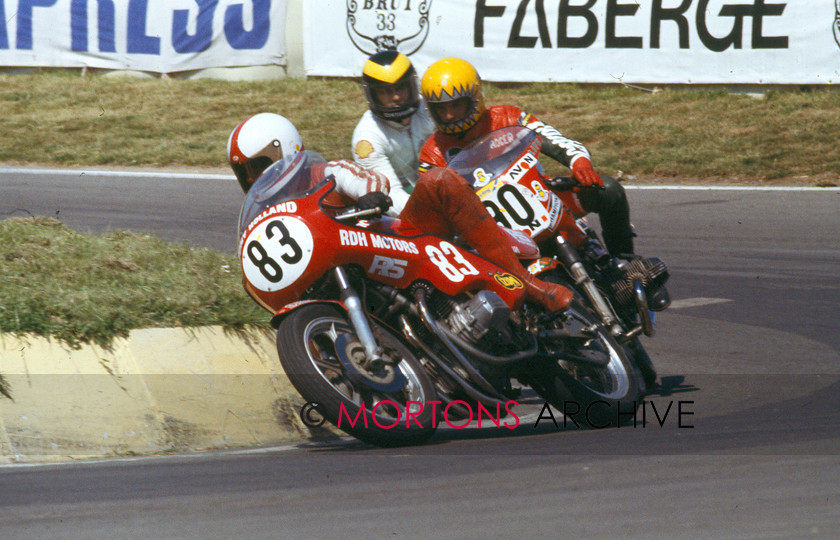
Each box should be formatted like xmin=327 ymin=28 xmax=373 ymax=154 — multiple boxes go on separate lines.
xmin=277 ymin=304 xmax=437 ymax=446
xmin=534 ymin=296 xmax=643 ymax=428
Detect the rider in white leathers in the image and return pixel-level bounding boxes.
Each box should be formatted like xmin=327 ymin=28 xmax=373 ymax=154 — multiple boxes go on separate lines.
xmin=351 ymin=50 xmax=435 ymax=215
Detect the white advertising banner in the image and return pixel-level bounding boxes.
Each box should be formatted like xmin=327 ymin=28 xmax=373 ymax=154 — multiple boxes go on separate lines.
xmin=0 ymin=0 xmax=287 ymax=73
xmin=304 ymin=0 xmax=840 ymax=84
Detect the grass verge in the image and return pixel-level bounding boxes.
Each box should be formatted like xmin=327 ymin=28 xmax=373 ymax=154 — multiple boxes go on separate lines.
xmin=0 ymin=216 xmax=268 ymax=349
xmin=1 ymin=71 xmax=839 ymax=184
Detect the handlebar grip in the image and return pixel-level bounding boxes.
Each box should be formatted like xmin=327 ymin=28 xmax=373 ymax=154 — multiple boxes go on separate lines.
xmin=546 ymin=176 xmax=606 ymax=192
xmin=546 ymin=176 xmax=579 ymax=191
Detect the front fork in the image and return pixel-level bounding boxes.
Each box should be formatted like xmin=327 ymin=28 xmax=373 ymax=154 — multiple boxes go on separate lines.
xmin=555 ymin=234 xmax=653 ymax=339
xmin=333 ymin=266 xmax=384 ymax=368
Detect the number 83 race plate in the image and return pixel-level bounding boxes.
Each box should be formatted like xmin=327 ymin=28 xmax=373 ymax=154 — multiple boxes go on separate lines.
xmin=241 ymin=216 xmax=314 ymax=292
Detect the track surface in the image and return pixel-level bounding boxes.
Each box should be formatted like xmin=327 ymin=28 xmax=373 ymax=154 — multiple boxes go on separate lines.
xmin=1 ymin=170 xmax=839 ymax=538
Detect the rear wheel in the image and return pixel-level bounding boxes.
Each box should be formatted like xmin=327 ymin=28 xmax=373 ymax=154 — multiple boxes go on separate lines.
xmin=277 ymin=304 xmax=437 ymax=446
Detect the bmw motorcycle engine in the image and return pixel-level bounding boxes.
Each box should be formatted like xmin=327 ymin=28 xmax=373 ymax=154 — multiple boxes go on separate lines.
xmin=603 ymin=256 xmax=670 ymax=317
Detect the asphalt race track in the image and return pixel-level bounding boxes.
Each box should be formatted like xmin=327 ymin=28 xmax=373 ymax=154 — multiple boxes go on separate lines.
xmin=1 ymin=169 xmax=839 ymax=538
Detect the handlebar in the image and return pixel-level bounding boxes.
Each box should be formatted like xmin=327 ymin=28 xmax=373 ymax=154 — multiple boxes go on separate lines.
xmin=546 ymin=176 xmax=606 ymax=192
xmin=546 ymin=176 xmax=579 ymax=191
xmin=335 ymin=206 xmax=385 ymax=222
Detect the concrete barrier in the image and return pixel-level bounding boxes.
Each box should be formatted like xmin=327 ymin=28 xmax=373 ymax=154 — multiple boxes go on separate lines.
xmin=0 ymin=326 xmax=321 ymax=464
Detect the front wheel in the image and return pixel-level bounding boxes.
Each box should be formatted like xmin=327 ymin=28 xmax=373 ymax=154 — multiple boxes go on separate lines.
xmin=532 ymin=295 xmax=643 ymax=428
xmin=277 ymin=303 xmax=437 ymax=446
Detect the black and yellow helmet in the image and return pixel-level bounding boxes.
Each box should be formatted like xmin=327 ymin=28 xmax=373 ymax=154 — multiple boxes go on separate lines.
xmin=361 ymin=50 xmax=420 ymax=123
xmin=421 ymin=58 xmax=486 ymax=136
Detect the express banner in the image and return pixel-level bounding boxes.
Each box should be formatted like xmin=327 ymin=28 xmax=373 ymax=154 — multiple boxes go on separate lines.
xmin=304 ymin=0 xmax=840 ymax=84
xmin=0 ymin=0 xmax=286 ymax=73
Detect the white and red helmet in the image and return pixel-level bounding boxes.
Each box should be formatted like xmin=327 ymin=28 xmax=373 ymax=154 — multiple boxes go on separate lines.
xmin=227 ymin=113 xmax=304 ymax=192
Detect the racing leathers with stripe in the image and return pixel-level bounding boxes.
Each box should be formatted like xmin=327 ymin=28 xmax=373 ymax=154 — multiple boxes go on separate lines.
xmin=311 ymin=159 xmax=391 ymax=207
xmin=419 ymin=105 xmax=635 ymax=256
xmin=351 ymin=104 xmax=436 ymax=215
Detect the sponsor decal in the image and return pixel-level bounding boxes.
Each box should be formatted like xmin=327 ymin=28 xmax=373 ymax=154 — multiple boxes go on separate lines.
xmin=472 ymin=167 xmax=494 ymax=189
xmin=354 ymin=139 xmax=375 ymax=159
xmin=503 ymin=152 xmax=538 ymax=184
xmin=339 ymin=229 xmax=369 ymax=247
xmin=490 ymin=130 xmax=516 ymax=149
xmin=346 ymin=0 xmax=433 ymax=55
xmin=474 ymin=0 xmax=788 ymax=52
xmin=340 ymin=230 xmax=420 ymax=255
xmin=369 ymin=254 xmax=408 ymax=279
xmin=370 ymin=233 xmax=420 ymax=254
xmin=494 ymin=272 xmax=524 ymax=290
xmin=527 ymin=257 xmax=557 ymax=274
xmin=240 ymin=200 xmax=302 ymax=252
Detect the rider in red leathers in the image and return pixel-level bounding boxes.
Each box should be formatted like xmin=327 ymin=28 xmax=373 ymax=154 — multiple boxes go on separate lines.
xmin=228 ymin=112 xmax=573 ymax=313
xmin=417 ymin=57 xmax=636 ymax=257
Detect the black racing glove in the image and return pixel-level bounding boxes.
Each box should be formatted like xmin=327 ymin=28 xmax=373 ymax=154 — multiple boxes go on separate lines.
xmin=356 ymin=191 xmax=393 ymax=212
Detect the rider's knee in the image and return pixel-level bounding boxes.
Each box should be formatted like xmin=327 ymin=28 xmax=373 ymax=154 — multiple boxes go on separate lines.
xmin=581 ymin=175 xmax=627 ymax=214
xmin=600 ymin=175 xmax=627 ymax=208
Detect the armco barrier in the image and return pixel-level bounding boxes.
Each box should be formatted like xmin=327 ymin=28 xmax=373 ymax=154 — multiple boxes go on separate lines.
xmin=0 ymin=326 xmax=320 ymax=464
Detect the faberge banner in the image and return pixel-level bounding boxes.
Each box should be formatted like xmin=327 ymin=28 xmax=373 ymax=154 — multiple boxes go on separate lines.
xmin=304 ymin=0 xmax=840 ymax=84
xmin=0 ymin=0 xmax=286 ymax=73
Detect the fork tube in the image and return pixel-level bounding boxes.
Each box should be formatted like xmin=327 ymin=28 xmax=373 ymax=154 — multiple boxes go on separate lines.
xmin=334 ymin=267 xmax=379 ymax=360
xmin=555 ymin=235 xmax=624 ymax=337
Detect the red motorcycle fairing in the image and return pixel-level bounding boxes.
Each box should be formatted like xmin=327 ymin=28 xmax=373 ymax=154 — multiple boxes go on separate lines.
xmin=239 ymin=178 xmax=528 ymax=315
xmin=268 ymin=298 xmax=343 ymax=326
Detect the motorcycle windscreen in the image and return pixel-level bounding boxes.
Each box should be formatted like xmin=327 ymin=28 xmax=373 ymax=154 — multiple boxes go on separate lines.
xmin=446 ymin=126 xmax=539 ymax=187
xmin=238 ymin=150 xmax=327 ymax=236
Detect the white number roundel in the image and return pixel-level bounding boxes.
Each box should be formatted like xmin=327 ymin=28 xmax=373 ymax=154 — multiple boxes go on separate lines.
xmin=241 ymin=216 xmax=314 ymax=292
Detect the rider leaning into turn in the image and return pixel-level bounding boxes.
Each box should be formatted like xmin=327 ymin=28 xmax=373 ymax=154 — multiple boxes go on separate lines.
xmin=228 ymin=112 xmax=573 ymax=313
xmin=228 ymin=112 xmax=390 ymax=208
xmin=351 ymin=50 xmax=436 ymax=214
xmin=418 ymin=57 xmax=636 ymax=257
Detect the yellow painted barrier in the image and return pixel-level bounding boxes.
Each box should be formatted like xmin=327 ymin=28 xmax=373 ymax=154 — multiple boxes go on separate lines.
xmin=0 ymin=326 xmax=318 ymax=463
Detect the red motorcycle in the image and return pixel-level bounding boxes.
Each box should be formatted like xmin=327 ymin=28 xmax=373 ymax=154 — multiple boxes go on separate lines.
xmin=447 ymin=126 xmax=669 ymax=389
xmin=237 ymin=131 xmax=666 ymax=446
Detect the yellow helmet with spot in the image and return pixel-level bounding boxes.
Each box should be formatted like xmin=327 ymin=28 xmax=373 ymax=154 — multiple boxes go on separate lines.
xmin=361 ymin=50 xmax=420 ymax=123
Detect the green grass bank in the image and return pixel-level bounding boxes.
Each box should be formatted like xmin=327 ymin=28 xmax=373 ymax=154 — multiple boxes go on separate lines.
xmin=3 ymin=71 xmax=839 ymax=184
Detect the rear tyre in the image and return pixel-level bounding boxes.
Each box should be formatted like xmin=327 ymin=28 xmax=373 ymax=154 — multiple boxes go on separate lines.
xmin=277 ymin=304 xmax=437 ymax=446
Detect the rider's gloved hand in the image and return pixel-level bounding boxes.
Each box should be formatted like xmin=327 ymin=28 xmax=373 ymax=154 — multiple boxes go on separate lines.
xmin=357 ymin=191 xmax=393 ymax=212
xmin=571 ymin=157 xmax=604 ymax=188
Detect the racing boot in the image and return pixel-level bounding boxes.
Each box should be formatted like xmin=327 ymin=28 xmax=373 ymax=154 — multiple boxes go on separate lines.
xmin=401 ymin=167 xmax=573 ymax=312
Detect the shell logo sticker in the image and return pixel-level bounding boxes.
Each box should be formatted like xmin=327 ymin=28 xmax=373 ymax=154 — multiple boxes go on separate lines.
xmin=354 ymin=140 xmax=375 ymax=159
xmin=494 ymin=273 xmax=523 ymax=290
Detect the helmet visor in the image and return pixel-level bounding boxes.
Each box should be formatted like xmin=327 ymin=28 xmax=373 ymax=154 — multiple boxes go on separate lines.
xmin=363 ymin=71 xmax=420 ymax=122
xmin=232 ymin=155 xmax=274 ymax=193
xmin=369 ymin=79 xmax=413 ymax=108
xmin=428 ymin=97 xmax=473 ymax=129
